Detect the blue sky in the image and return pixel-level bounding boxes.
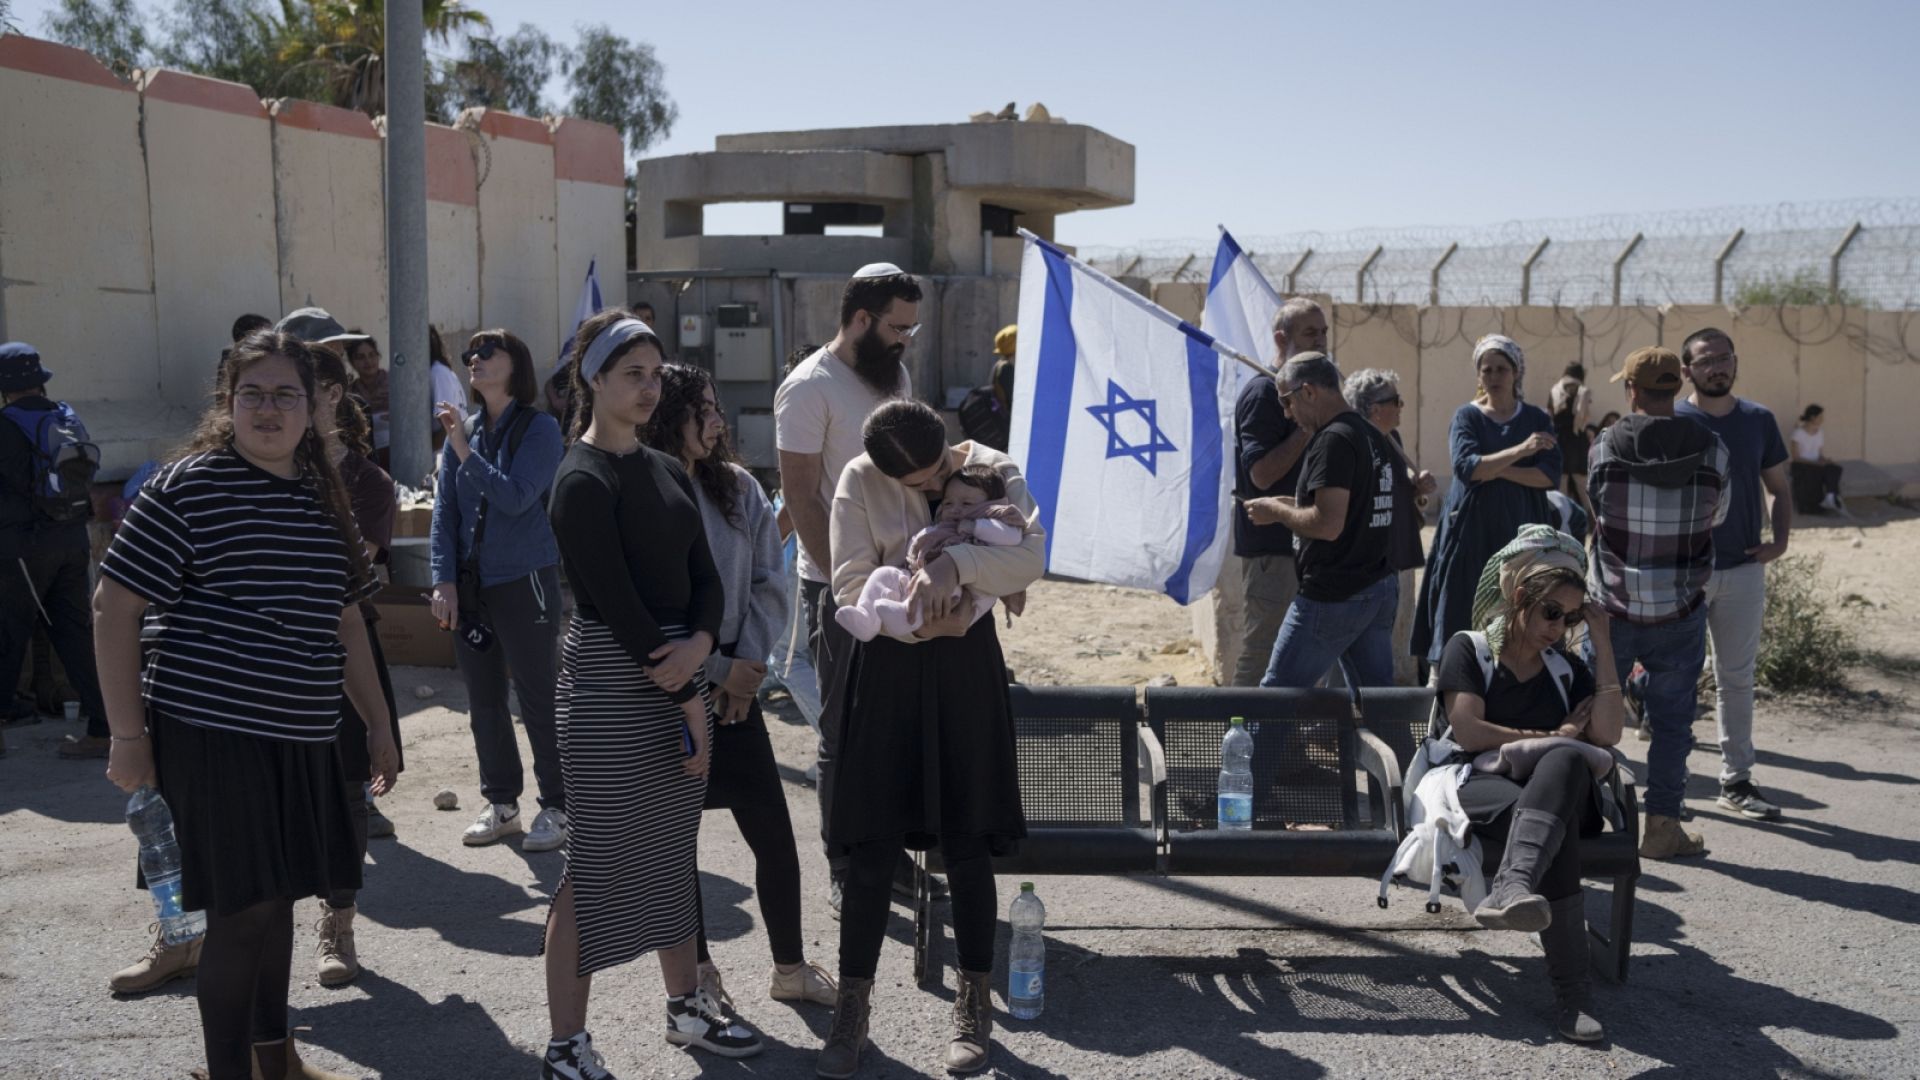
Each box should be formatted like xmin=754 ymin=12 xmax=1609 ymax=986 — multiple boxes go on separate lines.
xmin=15 ymin=0 xmax=1918 ymax=248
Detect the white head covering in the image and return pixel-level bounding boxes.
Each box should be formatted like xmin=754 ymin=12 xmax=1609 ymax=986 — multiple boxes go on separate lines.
xmin=1472 ymin=333 xmax=1527 ymax=401
xmin=851 ymin=262 xmax=907 ymax=280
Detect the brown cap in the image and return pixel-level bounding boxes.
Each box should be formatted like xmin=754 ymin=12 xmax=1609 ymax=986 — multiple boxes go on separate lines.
xmin=1611 ymin=346 xmax=1683 ymax=390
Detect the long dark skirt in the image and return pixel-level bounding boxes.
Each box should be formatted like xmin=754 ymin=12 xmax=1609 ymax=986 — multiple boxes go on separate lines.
xmin=826 ymin=615 xmax=1025 ymax=856
xmin=1413 ymin=480 xmax=1554 ymax=663
xmin=149 ymin=712 xmax=361 ymax=917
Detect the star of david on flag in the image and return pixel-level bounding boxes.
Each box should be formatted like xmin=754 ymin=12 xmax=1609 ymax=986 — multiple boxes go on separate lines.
xmin=1008 ymin=232 xmax=1256 ymax=605
xmin=1085 ymin=380 xmax=1177 ymax=475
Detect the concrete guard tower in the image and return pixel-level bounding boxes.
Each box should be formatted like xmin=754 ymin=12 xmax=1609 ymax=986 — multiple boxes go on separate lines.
xmin=628 ymin=114 xmax=1133 ymax=465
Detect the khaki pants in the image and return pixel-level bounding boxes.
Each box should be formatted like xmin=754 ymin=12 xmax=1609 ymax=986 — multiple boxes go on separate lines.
xmin=1232 ymin=554 xmax=1299 ymax=687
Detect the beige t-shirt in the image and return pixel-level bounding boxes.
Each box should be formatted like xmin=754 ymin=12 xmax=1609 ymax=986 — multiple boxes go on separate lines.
xmin=774 ymin=346 xmax=912 ymax=583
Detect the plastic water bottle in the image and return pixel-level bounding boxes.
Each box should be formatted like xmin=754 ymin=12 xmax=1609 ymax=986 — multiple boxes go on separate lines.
xmin=1008 ymin=882 xmax=1046 ymax=1020
xmin=1218 ymin=716 xmax=1254 ymax=830
xmin=126 ymin=787 xmax=205 ymax=946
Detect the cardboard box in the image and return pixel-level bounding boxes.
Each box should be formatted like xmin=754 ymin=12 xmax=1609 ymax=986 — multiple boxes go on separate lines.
xmin=372 ymin=583 xmax=455 ymax=668
xmin=393 ymin=506 xmax=433 ymax=538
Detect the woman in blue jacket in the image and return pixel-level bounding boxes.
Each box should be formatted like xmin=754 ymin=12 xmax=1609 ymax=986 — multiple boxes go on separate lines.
xmin=428 ymin=330 xmax=568 ymax=853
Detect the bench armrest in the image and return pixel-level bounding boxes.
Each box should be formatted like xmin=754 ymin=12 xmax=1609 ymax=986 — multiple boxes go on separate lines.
xmin=1356 ymin=728 xmax=1405 ymax=837
xmin=1608 ymin=747 xmax=1640 ymax=841
xmin=1138 ymin=724 xmax=1168 ymax=840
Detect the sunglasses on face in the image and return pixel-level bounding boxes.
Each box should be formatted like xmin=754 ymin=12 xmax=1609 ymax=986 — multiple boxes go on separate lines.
xmin=461 ymin=342 xmax=500 ymax=367
xmin=1538 ymin=601 xmax=1586 ymax=628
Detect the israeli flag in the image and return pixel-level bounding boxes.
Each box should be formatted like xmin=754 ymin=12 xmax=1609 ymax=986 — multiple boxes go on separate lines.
xmin=1201 ymin=226 xmax=1281 ymax=388
xmin=1009 ymin=232 xmax=1248 ymax=605
xmin=555 ymin=258 xmax=604 ymax=374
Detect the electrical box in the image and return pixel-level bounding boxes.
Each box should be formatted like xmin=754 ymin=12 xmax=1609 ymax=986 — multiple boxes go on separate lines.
xmin=734 ymin=410 xmax=776 ymax=468
xmin=713 ymin=327 xmax=773 ymax=382
xmin=679 ymin=314 xmax=705 ymax=350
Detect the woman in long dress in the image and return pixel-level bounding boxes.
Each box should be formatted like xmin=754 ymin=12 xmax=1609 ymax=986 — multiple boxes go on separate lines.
xmin=1412 ymin=334 xmax=1562 ymax=669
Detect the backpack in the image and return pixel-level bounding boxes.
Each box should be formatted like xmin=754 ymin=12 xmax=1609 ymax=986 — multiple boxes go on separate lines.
xmin=3 ymin=401 xmax=100 ymax=525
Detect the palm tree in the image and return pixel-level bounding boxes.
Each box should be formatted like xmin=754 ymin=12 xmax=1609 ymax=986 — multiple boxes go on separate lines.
xmin=277 ymin=0 xmax=488 ymax=116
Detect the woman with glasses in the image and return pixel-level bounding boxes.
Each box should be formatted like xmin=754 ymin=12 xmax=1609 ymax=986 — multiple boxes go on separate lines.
xmin=95 ymin=330 xmax=397 ymax=1079
xmin=428 ymin=330 xmax=568 ymax=854
xmin=1434 ymin=524 xmax=1621 ymax=1044
xmin=1413 ymin=334 xmax=1562 ymax=673
xmin=1344 ymin=368 xmax=1436 ymax=681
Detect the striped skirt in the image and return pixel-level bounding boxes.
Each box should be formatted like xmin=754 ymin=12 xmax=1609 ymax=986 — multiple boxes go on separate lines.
xmin=554 ymin=616 xmax=710 ymax=977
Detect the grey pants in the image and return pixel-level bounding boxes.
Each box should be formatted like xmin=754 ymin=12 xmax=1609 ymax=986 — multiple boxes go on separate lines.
xmin=455 ymin=565 xmax=564 ymax=811
xmin=803 ymin=578 xmax=853 ymax=868
xmin=1233 ymin=554 xmax=1300 ymax=687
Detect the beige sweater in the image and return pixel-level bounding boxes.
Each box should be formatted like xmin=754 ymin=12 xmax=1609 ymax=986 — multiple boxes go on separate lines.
xmin=830 ymin=442 xmax=1047 ymax=643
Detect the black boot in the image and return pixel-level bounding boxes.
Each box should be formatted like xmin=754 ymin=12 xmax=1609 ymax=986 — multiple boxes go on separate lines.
xmin=1475 ymin=808 xmax=1564 ymax=933
xmin=1542 ymin=894 xmax=1605 ymax=1043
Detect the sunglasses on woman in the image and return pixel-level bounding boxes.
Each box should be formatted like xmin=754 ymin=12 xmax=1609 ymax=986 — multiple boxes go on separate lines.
xmin=1538 ymin=601 xmax=1585 ymax=628
xmin=461 ymin=342 xmax=500 ymax=367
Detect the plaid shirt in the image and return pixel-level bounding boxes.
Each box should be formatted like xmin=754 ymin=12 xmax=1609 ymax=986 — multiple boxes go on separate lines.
xmin=1587 ymin=419 xmax=1730 ymax=624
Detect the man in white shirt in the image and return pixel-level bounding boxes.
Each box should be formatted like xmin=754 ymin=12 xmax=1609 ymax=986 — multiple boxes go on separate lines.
xmin=775 ymin=262 xmax=921 ymax=908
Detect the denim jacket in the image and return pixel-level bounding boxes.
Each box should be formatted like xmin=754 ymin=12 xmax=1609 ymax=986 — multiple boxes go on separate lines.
xmin=428 ymin=401 xmax=563 ymax=587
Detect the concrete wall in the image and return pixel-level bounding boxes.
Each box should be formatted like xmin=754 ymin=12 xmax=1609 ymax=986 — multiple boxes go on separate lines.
xmin=270 ymin=99 xmax=388 ymax=351
xmin=462 ymin=109 xmax=558 ymax=366
xmin=0 ymin=36 xmax=168 ymax=469
xmin=424 ymin=122 xmax=480 ymax=353
xmin=0 ymin=34 xmax=625 ymax=476
xmin=139 ymin=69 xmax=280 ymax=406
xmin=551 ymin=117 xmax=627 ymax=366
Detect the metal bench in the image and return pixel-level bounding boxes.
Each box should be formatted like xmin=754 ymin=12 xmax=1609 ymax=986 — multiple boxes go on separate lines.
xmin=1355 ymin=687 xmax=1643 ymax=982
xmin=912 ymin=686 xmax=1403 ymax=985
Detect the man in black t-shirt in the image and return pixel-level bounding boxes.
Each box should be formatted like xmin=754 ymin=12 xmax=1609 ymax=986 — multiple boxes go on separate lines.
xmin=1228 ymin=298 xmax=1326 ymax=686
xmin=1245 ymin=352 xmax=1401 ymax=689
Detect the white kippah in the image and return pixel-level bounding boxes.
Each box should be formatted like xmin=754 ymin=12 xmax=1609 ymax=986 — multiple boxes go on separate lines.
xmin=850 ymin=262 xmax=907 ymax=280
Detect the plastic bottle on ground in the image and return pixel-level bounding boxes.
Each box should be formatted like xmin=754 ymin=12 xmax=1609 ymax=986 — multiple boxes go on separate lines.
xmin=1008 ymin=882 xmax=1046 ymax=1020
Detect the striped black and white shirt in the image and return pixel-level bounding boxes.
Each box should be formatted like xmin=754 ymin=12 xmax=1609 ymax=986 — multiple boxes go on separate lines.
xmin=100 ymin=449 xmax=374 ymax=742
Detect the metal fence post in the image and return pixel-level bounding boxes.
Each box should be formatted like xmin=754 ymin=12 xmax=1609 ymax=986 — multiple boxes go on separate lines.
xmin=1830 ymin=221 xmax=1862 ymax=303
xmin=1355 ymin=245 xmax=1383 ymax=304
xmin=1520 ymin=237 xmax=1550 ymax=305
xmin=1712 ymin=228 xmax=1744 ymax=305
xmin=1611 ymin=232 xmax=1643 ymax=307
xmin=1428 ymin=242 xmax=1458 ymax=306
xmin=1285 ymin=248 xmax=1313 ymax=295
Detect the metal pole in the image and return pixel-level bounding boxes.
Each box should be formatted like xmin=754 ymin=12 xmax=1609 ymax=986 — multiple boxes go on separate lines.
xmin=384 ymin=0 xmax=431 ymax=518
xmin=1611 ymin=232 xmax=1643 ymax=307
xmin=1428 ymin=242 xmax=1458 ymax=307
xmin=1355 ymin=245 xmax=1383 ymax=304
xmin=1285 ymin=248 xmax=1313 ymax=295
xmin=1520 ymin=236 xmax=1550 ymax=306
xmin=1712 ymin=227 xmax=1744 ymax=305
xmin=1171 ymin=254 xmax=1195 ymax=281
xmin=1829 ymin=221 xmax=1862 ymax=303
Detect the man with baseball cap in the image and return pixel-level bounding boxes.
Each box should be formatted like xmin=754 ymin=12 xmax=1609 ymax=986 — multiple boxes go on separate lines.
xmin=0 ymin=342 xmax=111 ymax=759
xmin=1586 ymin=347 xmax=1729 ymax=859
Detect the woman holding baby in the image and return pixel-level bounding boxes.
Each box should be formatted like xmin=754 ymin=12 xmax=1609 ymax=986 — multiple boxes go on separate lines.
xmin=815 ymin=399 xmax=1045 ymax=1080
xmin=1433 ymin=523 xmax=1621 ymax=1045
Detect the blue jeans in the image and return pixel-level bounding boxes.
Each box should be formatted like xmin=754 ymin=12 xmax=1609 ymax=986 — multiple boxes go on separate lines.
xmin=1590 ymin=606 xmax=1708 ymax=818
xmin=1260 ymin=574 xmax=1399 ymax=689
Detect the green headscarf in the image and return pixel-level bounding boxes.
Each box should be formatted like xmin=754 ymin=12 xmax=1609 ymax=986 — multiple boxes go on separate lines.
xmin=1469 ymin=524 xmax=1588 ymax=654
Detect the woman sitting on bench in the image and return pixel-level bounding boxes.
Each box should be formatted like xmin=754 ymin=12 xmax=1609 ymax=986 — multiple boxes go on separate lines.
xmin=1434 ymin=524 xmax=1623 ymax=1044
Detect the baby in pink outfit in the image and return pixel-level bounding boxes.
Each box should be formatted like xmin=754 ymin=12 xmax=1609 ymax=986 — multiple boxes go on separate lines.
xmin=836 ymin=463 xmax=1030 ymax=642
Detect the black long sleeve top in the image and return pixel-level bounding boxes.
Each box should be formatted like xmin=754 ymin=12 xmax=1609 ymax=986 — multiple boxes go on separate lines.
xmin=549 ymin=442 xmax=723 ymax=702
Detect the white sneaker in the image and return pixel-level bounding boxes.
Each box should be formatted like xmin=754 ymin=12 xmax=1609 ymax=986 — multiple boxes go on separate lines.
xmin=462 ymin=802 xmax=521 ymax=846
xmin=542 ymin=1030 xmax=615 ymax=1079
xmin=524 ymin=808 xmax=568 ymax=853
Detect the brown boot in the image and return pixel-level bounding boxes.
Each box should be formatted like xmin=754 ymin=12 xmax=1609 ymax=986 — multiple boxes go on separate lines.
xmin=315 ymin=903 xmax=360 ymax=986
xmin=944 ymin=969 xmax=994 ymax=1074
xmin=110 ymin=924 xmax=201 ymax=994
xmin=815 ymin=975 xmax=873 ymax=1079
xmin=1640 ymin=814 xmax=1706 ymax=859
xmin=252 ymin=1039 xmax=355 ymax=1080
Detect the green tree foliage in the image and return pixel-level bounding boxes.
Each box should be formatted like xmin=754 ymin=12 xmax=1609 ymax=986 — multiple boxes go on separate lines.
xmin=35 ymin=2 xmax=676 ymax=158
xmin=1733 ymin=268 xmax=1869 ymax=309
xmin=564 ymin=24 xmax=677 ymax=155
xmin=42 ymin=0 xmax=150 ymax=75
